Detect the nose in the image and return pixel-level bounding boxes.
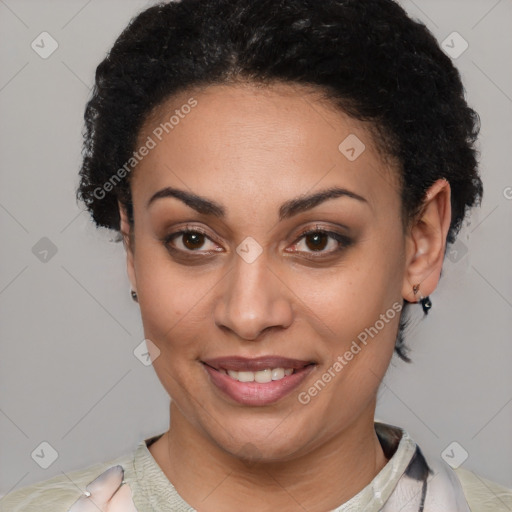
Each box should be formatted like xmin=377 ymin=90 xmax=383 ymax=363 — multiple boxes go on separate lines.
xmin=213 ymin=250 xmax=294 ymax=341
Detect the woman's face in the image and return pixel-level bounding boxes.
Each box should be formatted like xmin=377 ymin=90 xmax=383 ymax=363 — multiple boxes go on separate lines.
xmin=122 ymin=82 xmax=412 ymax=461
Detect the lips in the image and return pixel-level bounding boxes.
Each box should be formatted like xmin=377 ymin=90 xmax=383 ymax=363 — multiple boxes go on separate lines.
xmin=201 ymin=356 xmax=317 ymax=406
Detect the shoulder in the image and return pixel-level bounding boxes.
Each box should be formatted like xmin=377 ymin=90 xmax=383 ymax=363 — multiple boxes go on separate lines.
xmin=377 ymin=422 xmax=512 ymax=512
xmin=454 ymin=467 xmax=512 ymax=512
xmin=0 ymin=452 xmax=134 ymax=512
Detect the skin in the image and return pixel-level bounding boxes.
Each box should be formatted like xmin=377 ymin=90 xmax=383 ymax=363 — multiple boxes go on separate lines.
xmin=118 ymin=82 xmax=451 ymax=512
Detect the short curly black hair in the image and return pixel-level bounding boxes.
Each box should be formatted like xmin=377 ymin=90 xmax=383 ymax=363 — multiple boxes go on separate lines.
xmin=76 ymin=0 xmax=482 ymax=361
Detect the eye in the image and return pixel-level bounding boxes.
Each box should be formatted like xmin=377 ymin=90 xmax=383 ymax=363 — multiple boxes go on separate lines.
xmin=286 ymin=226 xmax=352 ymax=256
xmin=163 ymin=227 xmax=222 ymax=254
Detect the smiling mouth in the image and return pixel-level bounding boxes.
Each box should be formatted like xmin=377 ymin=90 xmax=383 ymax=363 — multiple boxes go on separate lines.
xmin=201 ymin=355 xmax=316 ymax=383
xmin=201 ymin=357 xmax=317 ymax=406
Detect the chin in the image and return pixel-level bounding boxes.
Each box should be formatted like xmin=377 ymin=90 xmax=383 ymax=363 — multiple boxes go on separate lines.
xmin=203 ymin=410 xmax=320 ymax=464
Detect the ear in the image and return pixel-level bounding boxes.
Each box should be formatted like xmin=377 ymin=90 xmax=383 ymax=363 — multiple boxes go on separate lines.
xmin=402 ymin=178 xmax=452 ymax=303
xmin=118 ymin=201 xmax=137 ymax=294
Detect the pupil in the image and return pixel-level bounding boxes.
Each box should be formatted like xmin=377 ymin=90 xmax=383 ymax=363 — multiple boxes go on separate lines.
xmin=306 ymin=232 xmax=327 ymax=251
xmin=184 ymin=233 xmax=204 ymax=249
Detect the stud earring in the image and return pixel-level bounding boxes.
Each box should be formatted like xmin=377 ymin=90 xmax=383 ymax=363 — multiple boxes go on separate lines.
xmin=130 ymin=289 xmax=138 ymax=302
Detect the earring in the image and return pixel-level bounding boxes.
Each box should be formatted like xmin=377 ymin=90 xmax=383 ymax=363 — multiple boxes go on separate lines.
xmin=130 ymin=289 xmax=138 ymax=302
xmin=413 ymin=283 xmax=432 ymax=314
xmin=420 ymin=295 xmax=432 ymax=314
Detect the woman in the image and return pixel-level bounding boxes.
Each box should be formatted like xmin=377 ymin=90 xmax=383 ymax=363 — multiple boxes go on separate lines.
xmin=1 ymin=0 xmax=510 ymax=510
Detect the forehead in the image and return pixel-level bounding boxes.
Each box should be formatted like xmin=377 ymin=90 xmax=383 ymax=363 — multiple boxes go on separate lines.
xmin=131 ymin=82 xmax=399 ymax=213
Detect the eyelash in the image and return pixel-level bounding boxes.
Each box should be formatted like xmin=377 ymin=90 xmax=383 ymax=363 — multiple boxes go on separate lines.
xmin=161 ymin=224 xmax=352 ymax=259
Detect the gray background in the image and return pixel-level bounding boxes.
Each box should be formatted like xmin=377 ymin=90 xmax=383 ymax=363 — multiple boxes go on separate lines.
xmin=1 ymin=0 xmax=511 ymax=498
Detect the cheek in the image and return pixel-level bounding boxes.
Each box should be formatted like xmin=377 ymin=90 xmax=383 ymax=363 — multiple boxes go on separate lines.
xmin=133 ymin=241 xmax=208 ymax=354
xmin=290 ymin=235 xmax=402 ymax=334
xmin=291 ymin=234 xmax=403 ymax=390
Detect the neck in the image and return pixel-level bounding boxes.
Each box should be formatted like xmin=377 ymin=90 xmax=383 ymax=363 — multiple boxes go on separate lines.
xmin=149 ymin=401 xmax=388 ymax=512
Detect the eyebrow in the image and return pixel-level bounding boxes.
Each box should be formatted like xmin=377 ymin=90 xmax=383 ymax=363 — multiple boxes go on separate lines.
xmin=147 ymin=186 xmax=368 ymax=221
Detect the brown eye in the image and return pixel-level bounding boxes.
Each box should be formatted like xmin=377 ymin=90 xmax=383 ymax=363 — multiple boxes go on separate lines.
xmin=287 ymin=228 xmax=353 ymax=257
xmin=162 ymin=228 xmax=221 ymax=254
xmin=304 ymin=232 xmax=329 ymax=252
xmin=182 ymin=232 xmax=206 ymax=250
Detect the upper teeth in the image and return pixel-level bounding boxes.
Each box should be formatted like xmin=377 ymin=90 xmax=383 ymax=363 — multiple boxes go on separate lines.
xmin=222 ymin=368 xmax=294 ymax=383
